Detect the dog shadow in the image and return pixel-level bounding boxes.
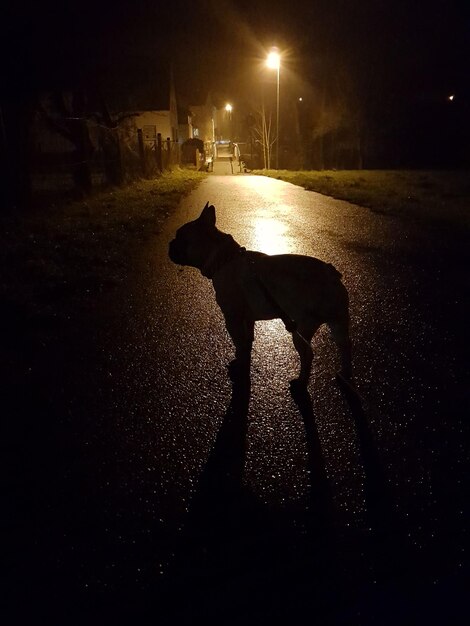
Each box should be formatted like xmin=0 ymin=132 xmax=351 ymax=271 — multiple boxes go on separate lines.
xmin=179 ymin=362 xmax=253 ymax=560
xmin=335 ymin=376 xmax=406 ymax=580
xmin=165 ymin=371 xmax=346 ymax=624
xmin=189 ymin=364 xmax=252 ymax=524
xmin=168 ymin=374 xmax=402 ymax=621
xmin=289 ymin=382 xmax=335 ymax=533
xmin=184 ymin=368 xmax=397 ymax=544
xmin=161 ymin=360 xmax=424 ymax=626
xmin=290 ymin=378 xmax=404 ymax=589
xmin=179 ymin=367 xmax=340 ymax=578
xmin=336 ymin=378 xmax=394 ymax=531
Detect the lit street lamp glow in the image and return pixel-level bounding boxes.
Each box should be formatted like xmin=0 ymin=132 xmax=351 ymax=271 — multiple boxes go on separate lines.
xmin=266 ymin=48 xmax=281 ymax=169
xmin=266 ymin=50 xmax=280 ymax=70
xmin=225 ymin=103 xmax=233 ymax=142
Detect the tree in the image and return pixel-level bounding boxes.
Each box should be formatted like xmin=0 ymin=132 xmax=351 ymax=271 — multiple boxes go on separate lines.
xmin=39 ymin=91 xmax=95 ymax=195
xmin=91 ymin=98 xmax=138 ymax=186
xmin=252 ymin=104 xmax=276 ymax=169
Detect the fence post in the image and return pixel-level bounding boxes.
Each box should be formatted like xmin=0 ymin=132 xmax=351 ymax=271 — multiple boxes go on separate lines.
xmin=137 ymin=128 xmax=146 ymax=176
xmin=157 ymin=133 xmax=163 ymax=172
xmin=166 ymin=137 xmax=171 ymax=170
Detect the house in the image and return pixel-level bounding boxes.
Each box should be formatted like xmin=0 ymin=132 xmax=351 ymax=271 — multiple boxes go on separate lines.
xmin=124 ymin=68 xmax=179 ymax=143
xmin=178 ymin=106 xmax=194 ymax=143
xmin=99 ymin=64 xmax=179 ymax=150
xmin=188 ymin=93 xmax=218 ymax=144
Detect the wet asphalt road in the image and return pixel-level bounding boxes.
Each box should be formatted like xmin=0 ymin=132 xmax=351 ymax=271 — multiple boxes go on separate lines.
xmin=8 ymin=174 xmax=468 ymax=623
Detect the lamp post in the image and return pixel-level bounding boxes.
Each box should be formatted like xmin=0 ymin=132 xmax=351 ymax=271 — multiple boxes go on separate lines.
xmin=225 ymin=103 xmax=234 ymax=168
xmin=225 ymin=103 xmax=233 ymax=141
xmin=266 ymin=48 xmax=280 ymax=169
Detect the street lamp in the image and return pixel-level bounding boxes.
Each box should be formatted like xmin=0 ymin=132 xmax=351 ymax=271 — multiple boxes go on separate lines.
xmin=266 ymin=48 xmax=280 ymax=169
xmin=225 ymin=103 xmax=233 ymax=142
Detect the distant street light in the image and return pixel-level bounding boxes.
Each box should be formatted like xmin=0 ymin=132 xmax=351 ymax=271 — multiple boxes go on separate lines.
xmin=225 ymin=103 xmax=233 ymax=141
xmin=266 ymin=48 xmax=281 ymax=169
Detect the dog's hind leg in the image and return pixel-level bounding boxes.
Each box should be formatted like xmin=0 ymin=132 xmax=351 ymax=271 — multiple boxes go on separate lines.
xmin=328 ymin=317 xmax=352 ymax=380
xmin=292 ymin=322 xmax=318 ymax=385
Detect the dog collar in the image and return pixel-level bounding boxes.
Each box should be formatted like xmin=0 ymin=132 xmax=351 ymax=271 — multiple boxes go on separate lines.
xmin=201 ymin=243 xmax=246 ymax=278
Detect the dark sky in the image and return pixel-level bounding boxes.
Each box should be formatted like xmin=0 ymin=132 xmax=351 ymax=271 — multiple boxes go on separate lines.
xmin=3 ymin=0 xmax=469 ymax=107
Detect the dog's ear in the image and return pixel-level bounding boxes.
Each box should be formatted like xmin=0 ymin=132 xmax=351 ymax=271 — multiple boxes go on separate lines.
xmin=199 ymin=202 xmax=216 ymax=227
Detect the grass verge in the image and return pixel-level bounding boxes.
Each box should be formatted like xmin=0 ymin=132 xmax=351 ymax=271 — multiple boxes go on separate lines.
xmin=1 ymin=170 xmax=206 ymax=325
xmin=255 ymin=170 xmax=470 ymax=228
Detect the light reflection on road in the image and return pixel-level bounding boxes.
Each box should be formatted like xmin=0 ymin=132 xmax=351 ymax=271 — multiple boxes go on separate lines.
xmin=251 ymin=217 xmax=291 ymax=255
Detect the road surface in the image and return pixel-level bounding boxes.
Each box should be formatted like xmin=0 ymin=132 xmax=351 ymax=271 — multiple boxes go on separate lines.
xmin=9 ymin=173 xmax=468 ymax=623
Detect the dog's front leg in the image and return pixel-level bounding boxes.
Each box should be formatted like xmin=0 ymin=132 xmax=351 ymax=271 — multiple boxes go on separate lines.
xmin=223 ymin=313 xmax=254 ymax=378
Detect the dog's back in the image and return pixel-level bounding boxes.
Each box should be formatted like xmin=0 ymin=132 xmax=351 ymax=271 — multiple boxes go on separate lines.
xmin=248 ymin=252 xmax=348 ymax=325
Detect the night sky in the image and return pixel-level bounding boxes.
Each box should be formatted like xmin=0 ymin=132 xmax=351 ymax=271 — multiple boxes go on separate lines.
xmin=3 ymin=0 xmax=469 ymax=102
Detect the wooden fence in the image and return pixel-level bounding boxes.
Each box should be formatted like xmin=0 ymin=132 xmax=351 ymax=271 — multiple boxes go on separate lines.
xmin=30 ymin=121 xmax=181 ymax=198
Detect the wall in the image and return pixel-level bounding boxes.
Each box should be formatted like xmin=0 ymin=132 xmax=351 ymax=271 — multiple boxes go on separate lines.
xmin=133 ymin=111 xmax=175 ymax=141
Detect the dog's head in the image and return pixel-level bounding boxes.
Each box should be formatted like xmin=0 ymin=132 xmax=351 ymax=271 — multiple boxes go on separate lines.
xmin=169 ymin=202 xmax=218 ymax=269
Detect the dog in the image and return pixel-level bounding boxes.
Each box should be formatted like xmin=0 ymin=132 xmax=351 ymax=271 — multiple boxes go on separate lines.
xmin=169 ymin=202 xmax=352 ymax=385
